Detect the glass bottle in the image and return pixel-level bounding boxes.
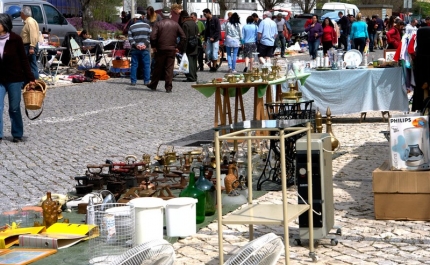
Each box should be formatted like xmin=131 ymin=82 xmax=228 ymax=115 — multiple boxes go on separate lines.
xmin=195 ymin=166 xmax=216 ymax=216
xmin=41 ymin=192 xmax=58 ymax=228
xmin=179 ymin=171 xmax=206 ymax=224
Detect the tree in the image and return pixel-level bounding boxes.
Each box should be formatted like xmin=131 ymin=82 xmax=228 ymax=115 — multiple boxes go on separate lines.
xmin=257 ymin=0 xmax=287 ymax=11
xmin=79 ymin=0 xmax=91 ymax=30
xmin=290 ymin=0 xmax=317 ymax=13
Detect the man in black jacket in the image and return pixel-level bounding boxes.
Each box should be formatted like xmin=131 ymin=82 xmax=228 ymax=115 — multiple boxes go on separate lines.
xmin=147 ymin=7 xmax=186 ymax=93
xmin=337 ymin=11 xmax=350 ymax=51
xmin=203 ymin=8 xmax=221 ymax=72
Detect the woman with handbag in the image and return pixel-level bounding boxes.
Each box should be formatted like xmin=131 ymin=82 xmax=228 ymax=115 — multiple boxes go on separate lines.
xmin=0 ymin=14 xmax=36 ymax=143
xmin=225 ymin=13 xmax=242 ymax=73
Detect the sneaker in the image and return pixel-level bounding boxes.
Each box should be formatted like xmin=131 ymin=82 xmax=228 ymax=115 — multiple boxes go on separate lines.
xmin=243 ymin=67 xmax=248 ymax=73
xmin=232 ymin=70 xmax=237 ymax=74
xmin=12 ymin=138 xmax=23 ymax=143
xmin=228 ymin=69 xmax=233 ymax=73
xmin=130 ymin=83 xmax=136 ymax=86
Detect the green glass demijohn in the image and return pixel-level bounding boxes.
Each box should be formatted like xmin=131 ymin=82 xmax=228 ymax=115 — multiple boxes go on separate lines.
xmin=195 ymin=166 xmax=217 ymax=216
xmin=179 ymin=171 xmax=206 ymax=224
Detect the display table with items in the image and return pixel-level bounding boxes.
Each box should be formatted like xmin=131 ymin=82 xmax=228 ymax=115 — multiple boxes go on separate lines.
xmin=82 ymin=39 xmax=124 ymax=67
xmin=300 ymin=66 xmax=408 ymax=116
xmin=38 ymin=45 xmax=67 ymax=85
xmin=213 ymin=120 xmax=317 ymax=264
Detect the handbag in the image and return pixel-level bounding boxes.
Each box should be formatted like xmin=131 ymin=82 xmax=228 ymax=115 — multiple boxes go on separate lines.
xmin=188 ymin=35 xmax=198 ymax=49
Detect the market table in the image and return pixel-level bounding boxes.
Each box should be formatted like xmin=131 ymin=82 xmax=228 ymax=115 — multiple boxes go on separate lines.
xmin=300 ymin=67 xmax=408 ymax=116
xmin=192 ymin=73 xmax=311 ymax=127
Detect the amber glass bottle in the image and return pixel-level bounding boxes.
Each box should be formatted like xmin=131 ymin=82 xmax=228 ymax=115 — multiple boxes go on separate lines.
xmin=42 ymin=192 xmax=58 ymax=228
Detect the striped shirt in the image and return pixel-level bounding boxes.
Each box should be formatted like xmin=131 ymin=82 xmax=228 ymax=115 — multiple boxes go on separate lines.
xmin=128 ymin=20 xmax=151 ymax=48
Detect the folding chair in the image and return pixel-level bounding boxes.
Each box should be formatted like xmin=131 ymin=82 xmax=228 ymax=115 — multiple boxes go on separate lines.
xmin=69 ymin=37 xmax=93 ymax=69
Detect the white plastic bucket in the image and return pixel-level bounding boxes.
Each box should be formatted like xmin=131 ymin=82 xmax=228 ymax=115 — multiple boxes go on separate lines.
xmin=128 ymin=197 xmax=166 ymax=245
xmin=165 ymin=197 xmax=198 ymax=237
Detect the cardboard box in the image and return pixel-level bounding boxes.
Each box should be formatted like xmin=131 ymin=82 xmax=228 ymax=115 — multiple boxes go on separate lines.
xmin=389 ymin=114 xmax=430 ymax=170
xmin=373 ymin=161 xmax=430 ymax=220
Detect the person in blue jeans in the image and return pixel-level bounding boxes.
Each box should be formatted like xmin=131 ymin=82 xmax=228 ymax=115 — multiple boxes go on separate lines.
xmin=128 ymin=14 xmax=151 ymax=85
xmin=305 ymin=15 xmax=323 ymax=59
xmin=20 ymin=6 xmax=39 ymax=80
xmin=224 ymin=13 xmax=242 ymax=73
xmin=0 ymin=14 xmax=36 ymax=143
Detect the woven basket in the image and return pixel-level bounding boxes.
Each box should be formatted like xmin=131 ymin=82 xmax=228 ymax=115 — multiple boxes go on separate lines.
xmin=48 ymin=34 xmax=60 ymax=47
xmin=23 ymin=80 xmax=47 ymax=110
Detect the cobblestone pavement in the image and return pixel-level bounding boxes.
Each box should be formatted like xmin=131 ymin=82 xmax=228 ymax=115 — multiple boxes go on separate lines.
xmin=1 ymin=49 xmax=426 ymax=264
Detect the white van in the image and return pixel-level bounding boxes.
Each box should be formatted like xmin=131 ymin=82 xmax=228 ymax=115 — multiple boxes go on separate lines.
xmin=224 ymin=10 xmax=263 ymax=27
xmin=322 ymin=2 xmax=359 ymax=17
xmin=1 ymin=0 xmax=77 ymax=43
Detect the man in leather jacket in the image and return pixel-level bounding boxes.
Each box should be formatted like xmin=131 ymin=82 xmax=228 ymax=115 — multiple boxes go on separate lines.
xmin=147 ymin=7 xmax=186 ymax=93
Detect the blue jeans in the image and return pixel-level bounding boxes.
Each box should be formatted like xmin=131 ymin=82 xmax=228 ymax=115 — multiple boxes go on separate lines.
xmin=130 ymin=49 xmax=150 ymax=84
xmin=368 ymin=32 xmax=375 ymax=51
xmin=205 ymin=40 xmax=219 ymax=61
xmin=24 ymin=44 xmax=39 ymax=80
xmin=308 ymin=39 xmax=320 ymax=59
xmin=226 ymin=46 xmax=239 ymax=71
xmin=0 ymin=82 xmax=24 ymax=138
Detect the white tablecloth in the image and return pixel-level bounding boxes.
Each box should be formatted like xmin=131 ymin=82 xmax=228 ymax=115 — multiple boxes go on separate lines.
xmin=300 ymin=67 xmax=408 ymax=115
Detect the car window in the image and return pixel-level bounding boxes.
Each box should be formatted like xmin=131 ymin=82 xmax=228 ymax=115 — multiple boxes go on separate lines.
xmin=290 ymin=19 xmax=306 ymax=27
xmin=43 ymin=4 xmax=66 ymax=25
xmin=25 ymin=5 xmax=44 ymax=23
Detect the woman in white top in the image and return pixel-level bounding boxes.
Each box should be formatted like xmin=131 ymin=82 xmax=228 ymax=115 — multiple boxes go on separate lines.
xmin=224 ymin=13 xmax=242 ymax=73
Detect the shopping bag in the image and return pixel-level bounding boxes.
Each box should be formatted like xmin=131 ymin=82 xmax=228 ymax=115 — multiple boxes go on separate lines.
xmin=178 ymin=53 xmax=189 ymax=73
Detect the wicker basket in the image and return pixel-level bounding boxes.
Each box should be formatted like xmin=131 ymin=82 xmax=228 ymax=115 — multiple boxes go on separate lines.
xmin=23 ymin=80 xmax=47 ymax=110
xmin=48 ymin=34 xmax=60 ymax=47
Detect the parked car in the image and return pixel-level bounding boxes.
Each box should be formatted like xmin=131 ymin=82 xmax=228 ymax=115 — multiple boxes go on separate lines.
xmin=289 ymin=17 xmax=308 ymax=43
xmin=1 ymin=0 xmax=77 ymax=44
xmin=321 ymin=11 xmax=340 ymax=23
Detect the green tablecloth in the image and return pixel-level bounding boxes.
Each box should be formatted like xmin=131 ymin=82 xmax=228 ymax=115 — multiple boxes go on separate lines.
xmin=193 ymin=77 xmax=280 ymax=98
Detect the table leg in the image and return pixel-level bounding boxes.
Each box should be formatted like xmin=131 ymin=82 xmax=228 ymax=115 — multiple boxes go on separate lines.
xmin=223 ymin=88 xmax=232 ymax=125
xmin=234 ymin=89 xmax=246 ymax=123
xmin=215 ymin=88 xmax=222 ymax=127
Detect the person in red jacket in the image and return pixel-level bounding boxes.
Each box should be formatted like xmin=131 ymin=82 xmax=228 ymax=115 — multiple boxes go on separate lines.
xmin=321 ymin=18 xmax=337 ymax=55
xmin=386 ymin=21 xmax=405 ymax=49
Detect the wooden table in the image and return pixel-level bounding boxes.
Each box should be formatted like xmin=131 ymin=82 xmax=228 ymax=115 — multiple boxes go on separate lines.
xmin=193 ymin=77 xmax=290 ymax=127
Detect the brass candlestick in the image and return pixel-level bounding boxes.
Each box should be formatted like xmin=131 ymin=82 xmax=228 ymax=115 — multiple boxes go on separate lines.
xmin=326 ymin=107 xmax=339 ymax=151
xmin=315 ymin=108 xmax=323 ymax=133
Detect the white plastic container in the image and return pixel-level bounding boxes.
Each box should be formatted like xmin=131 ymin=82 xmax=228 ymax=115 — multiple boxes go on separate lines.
xmin=165 ymin=197 xmax=198 ymax=237
xmin=128 ymin=197 xmax=166 ymax=245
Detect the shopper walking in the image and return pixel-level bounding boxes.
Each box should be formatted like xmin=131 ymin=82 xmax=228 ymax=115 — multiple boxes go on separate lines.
xmin=242 ymin=16 xmax=258 ymax=72
xmin=321 ymin=17 xmax=337 ymax=55
xmin=0 ymin=14 xmax=36 ymax=143
xmin=181 ymin=11 xmax=199 ymax=82
xmin=305 ymin=15 xmax=323 ymax=60
xmin=274 ymin=13 xmax=287 ymax=58
xmin=20 ymin=6 xmax=39 ymax=80
xmin=337 ymin=11 xmax=350 ymax=51
xmin=386 ymin=21 xmax=405 ymax=49
xmin=203 ymin=8 xmax=221 ymax=72
xmin=224 ymin=12 xmax=242 ymax=73
xmin=147 ymin=7 xmax=185 ymax=93
xmin=349 ymin=13 xmax=369 ymax=55
xmin=257 ymin=11 xmax=277 ymax=63
xmin=366 ymin=16 xmax=376 ymax=52
xmin=128 ymin=13 xmax=151 ymax=86
xmin=190 ymin=12 xmax=205 ymax=71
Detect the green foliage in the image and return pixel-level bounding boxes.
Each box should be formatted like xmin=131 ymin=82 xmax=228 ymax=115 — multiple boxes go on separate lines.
xmin=414 ymin=2 xmax=430 ymax=17
xmin=89 ymin=0 xmax=122 ymax=23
